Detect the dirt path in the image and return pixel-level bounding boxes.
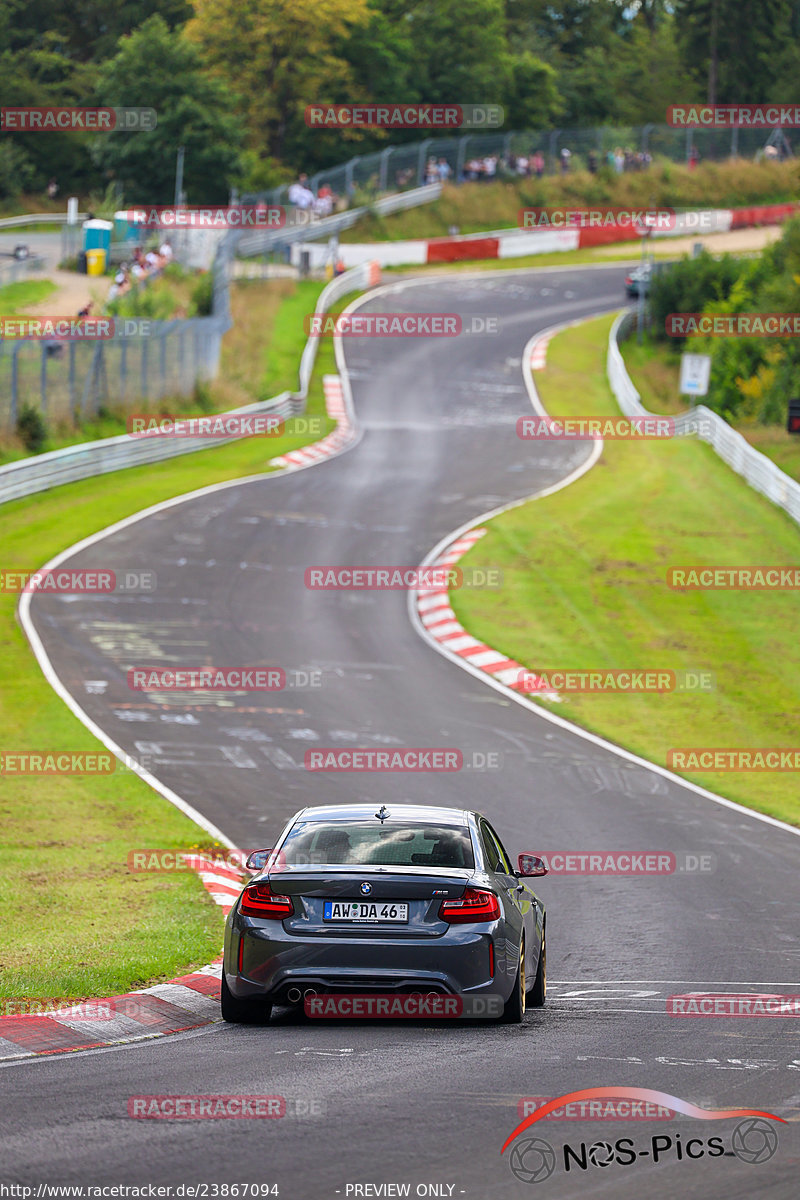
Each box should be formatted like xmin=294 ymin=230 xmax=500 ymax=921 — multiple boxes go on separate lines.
xmin=596 ymin=224 xmax=784 ymax=258
xmin=24 ymin=268 xmax=112 ymax=316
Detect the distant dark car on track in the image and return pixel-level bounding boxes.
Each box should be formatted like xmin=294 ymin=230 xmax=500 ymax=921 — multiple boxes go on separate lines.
xmin=222 ymin=803 xmax=547 ymax=1025
xmin=625 ymin=262 xmax=652 ymax=297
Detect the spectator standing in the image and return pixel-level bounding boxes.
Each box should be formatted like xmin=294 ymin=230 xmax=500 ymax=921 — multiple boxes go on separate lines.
xmin=560 ymin=147 xmax=571 ymax=174
xmin=532 ymin=151 xmax=544 ymax=178
xmin=588 ymin=150 xmax=597 ymax=174
xmin=288 ymin=173 xmax=314 ymax=209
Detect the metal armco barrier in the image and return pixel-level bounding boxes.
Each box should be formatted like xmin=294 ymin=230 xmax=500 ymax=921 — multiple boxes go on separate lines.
xmin=0 ymin=258 xmax=377 ymax=506
xmin=608 ymin=310 xmax=800 ymax=528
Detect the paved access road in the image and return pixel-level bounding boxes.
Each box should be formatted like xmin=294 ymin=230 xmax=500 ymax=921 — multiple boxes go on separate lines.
xmin=6 ymin=264 xmax=799 ymax=1199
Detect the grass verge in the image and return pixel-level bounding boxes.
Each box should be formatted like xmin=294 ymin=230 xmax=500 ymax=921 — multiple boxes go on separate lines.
xmin=0 ymin=288 xmax=354 ymax=1002
xmin=0 ymin=279 xmax=56 ymax=312
xmin=0 ymin=277 xmax=326 ymax=464
xmin=621 ymin=331 xmax=800 ymax=484
xmin=343 ymin=161 xmax=800 ymax=242
xmin=451 ymin=313 xmax=800 ymax=827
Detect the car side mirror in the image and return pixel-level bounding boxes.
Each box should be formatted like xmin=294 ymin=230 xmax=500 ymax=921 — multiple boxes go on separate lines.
xmin=245 ymin=848 xmax=273 ymax=871
xmin=517 ymin=853 xmax=548 ymax=877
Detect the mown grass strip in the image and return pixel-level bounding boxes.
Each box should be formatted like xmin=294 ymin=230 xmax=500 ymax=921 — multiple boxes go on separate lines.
xmin=451 ymin=313 xmax=800 ymax=827
xmin=0 ymin=284 xmax=355 ymax=1001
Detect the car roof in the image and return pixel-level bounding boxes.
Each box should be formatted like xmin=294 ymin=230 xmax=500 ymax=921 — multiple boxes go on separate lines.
xmin=291 ymin=803 xmax=473 ymax=826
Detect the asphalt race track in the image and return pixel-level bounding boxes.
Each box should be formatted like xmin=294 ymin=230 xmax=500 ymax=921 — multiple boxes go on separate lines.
xmin=4 ymin=265 xmax=799 ymax=1198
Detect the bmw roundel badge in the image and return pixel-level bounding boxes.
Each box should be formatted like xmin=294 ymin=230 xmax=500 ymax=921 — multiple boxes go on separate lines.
xmin=360 ymin=882 xmax=372 ymax=895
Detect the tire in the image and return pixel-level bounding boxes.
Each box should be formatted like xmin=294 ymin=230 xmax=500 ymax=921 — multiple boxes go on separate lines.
xmin=500 ymin=939 xmax=526 ymax=1023
xmin=221 ymin=971 xmax=272 ymax=1024
xmin=528 ymin=930 xmax=546 ymax=1008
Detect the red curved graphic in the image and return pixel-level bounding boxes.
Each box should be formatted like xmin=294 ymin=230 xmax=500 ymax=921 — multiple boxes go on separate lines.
xmin=501 ymin=1086 xmax=785 ymax=1153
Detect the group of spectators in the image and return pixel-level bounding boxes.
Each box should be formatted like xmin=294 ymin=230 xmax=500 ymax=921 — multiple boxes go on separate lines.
xmin=424 ymin=157 xmax=454 ymax=184
xmin=412 ymin=146 xmax=656 ymax=184
xmin=287 ymin=173 xmax=339 ymax=216
xmin=106 ymin=241 xmax=173 ymax=303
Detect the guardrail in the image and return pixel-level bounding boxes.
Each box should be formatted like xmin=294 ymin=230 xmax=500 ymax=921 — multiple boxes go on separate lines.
xmin=0 ymin=213 xmax=87 ymax=230
xmin=608 ymin=310 xmax=800 ymax=528
xmin=0 ymin=259 xmax=376 ymax=506
xmin=0 ymin=254 xmax=46 ymax=287
xmin=237 ymin=183 xmax=442 ymax=258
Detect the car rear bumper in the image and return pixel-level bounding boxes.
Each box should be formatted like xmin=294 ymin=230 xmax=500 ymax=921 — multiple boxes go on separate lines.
xmin=224 ymin=915 xmax=507 ymax=1002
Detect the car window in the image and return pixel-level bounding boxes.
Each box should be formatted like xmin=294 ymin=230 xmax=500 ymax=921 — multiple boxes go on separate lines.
xmin=480 ymin=821 xmax=512 ymax=874
xmin=278 ymin=821 xmax=474 ymax=869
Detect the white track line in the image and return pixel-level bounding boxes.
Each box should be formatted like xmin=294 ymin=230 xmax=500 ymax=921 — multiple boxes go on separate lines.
xmin=402 ymin=311 xmax=800 ymax=843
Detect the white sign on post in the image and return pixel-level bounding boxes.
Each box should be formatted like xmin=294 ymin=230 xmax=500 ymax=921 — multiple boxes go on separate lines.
xmin=680 ymin=353 xmax=711 ymax=397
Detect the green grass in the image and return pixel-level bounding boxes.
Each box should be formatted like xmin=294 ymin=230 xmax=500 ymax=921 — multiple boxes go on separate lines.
xmin=344 ymin=160 xmax=800 ymax=242
xmin=0 ymin=287 xmax=356 ymax=1003
xmin=451 ymin=313 xmax=800 ymax=827
xmin=0 ymin=279 xmax=56 ymax=312
xmin=621 ymin=331 xmax=800 ymax=483
xmin=0 ymin=277 xmax=328 ymax=464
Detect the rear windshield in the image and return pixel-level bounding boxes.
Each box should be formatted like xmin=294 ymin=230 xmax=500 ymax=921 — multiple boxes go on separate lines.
xmin=278 ymin=821 xmax=474 ymax=869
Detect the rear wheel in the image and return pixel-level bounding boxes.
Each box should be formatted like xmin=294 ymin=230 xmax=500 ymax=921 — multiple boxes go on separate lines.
xmin=528 ymin=930 xmax=546 ymax=1007
xmin=221 ymin=972 xmax=272 ymax=1024
xmin=500 ymin=939 xmax=526 ymax=1023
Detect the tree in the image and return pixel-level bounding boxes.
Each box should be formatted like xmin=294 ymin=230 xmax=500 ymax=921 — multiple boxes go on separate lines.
xmin=3 ymin=0 xmax=192 ymax=63
xmin=674 ymin=0 xmax=790 ymax=104
xmin=92 ymin=16 xmax=245 ymax=203
xmin=187 ymin=0 xmax=371 ymax=166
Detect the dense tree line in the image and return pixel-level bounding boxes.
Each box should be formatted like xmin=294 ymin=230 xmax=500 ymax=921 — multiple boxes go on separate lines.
xmin=2 ymin=0 xmax=799 ymax=202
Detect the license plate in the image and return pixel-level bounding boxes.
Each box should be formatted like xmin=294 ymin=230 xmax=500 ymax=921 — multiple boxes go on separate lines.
xmin=323 ymin=900 xmax=408 ymax=923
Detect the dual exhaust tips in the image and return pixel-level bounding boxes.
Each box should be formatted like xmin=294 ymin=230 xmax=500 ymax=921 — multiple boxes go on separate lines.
xmin=287 ymin=986 xmax=317 ymax=1004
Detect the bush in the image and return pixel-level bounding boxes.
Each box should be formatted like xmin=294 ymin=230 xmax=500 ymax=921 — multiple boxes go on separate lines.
xmin=16 ymin=405 xmax=48 ymax=452
xmin=189 ymin=271 xmax=214 ymax=316
xmin=649 ymin=251 xmax=744 ymax=347
xmin=0 ymin=142 xmax=35 ymax=199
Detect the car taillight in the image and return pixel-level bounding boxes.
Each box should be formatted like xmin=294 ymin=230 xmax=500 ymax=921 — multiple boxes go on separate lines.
xmin=240 ymin=881 xmax=294 ymax=919
xmin=625 ymin=276 xmax=632 ymax=285
xmin=439 ymin=887 xmax=501 ymax=924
